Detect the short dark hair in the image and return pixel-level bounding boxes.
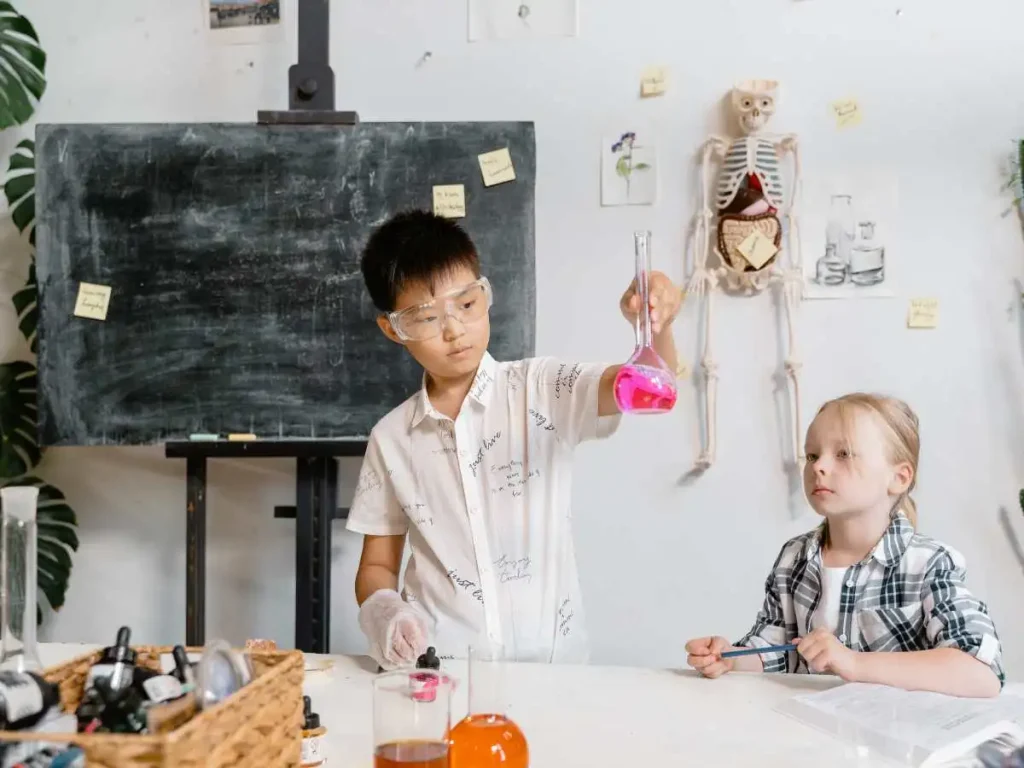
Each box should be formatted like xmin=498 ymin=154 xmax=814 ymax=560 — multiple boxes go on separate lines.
xmin=360 ymin=210 xmax=481 ymax=312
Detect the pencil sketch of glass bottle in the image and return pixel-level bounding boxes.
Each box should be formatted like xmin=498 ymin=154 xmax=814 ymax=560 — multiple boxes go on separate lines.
xmin=849 ymin=220 xmax=885 ymax=286
xmin=815 ymin=194 xmax=854 ymax=285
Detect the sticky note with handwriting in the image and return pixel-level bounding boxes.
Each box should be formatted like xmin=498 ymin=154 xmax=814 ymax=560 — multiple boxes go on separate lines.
xmin=432 ymin=184 xmax=466 ymax=218
xmin=640 ymin=66 xmax=668 ymax=97
xmin=907 ymin=298 xmax=938 ymax=329
xmin=477 ymin=148 xmax=516 ymax=187
xmin=831 ymin=98 xmax=862 ymax=129
xmin=73 ymin=282 xmax=112 ymax=321
xmin=736 ymin=230 xmax=779 ymax=270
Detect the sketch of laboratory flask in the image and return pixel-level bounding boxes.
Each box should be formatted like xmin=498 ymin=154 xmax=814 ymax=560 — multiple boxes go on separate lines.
xmin=815 ymin=243 xmax=846 ymax=286
xmin=849 ymin=220 xmax=885 ymax=286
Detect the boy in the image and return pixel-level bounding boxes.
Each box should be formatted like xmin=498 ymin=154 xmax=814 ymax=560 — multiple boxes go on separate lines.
xmin=347 ymin=210 xmax=682 ymax=669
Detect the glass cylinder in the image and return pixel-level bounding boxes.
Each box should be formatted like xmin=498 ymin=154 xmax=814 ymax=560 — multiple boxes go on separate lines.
xmin=0 ymin=486 xmax=40 ymax=673
xmin=449 ymin=645 xmax=528 ymax=768
xmin=373 ymin=669 xmax=452 ymax=768
xmin=612 ymin=230 xmax=678 ymax=414
xmin=825 ymin=194 xmax=855 ymax=265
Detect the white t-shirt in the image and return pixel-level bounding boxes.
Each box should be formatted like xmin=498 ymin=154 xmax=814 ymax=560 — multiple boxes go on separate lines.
xmin=346 ymin=352 xmax=621 ymax=664
xmin=811 ymin=567 xmax=848 ymax=633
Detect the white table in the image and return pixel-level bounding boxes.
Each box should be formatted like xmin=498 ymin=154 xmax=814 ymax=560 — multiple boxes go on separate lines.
xmin=38 ymin=643 xmax=895 ymax=766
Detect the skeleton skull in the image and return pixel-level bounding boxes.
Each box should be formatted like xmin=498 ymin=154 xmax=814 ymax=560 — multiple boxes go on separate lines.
xmin=731 ymin=80 xmax=778 ymax=134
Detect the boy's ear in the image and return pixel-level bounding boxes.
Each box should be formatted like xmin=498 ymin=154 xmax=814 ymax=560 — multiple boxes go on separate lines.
xmin=377 ymin=315 xmax=404 ymax=344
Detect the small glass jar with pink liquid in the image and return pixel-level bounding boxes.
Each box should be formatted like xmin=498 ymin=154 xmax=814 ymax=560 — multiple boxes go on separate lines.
xmin=613 ymin=230 xmax=678 ymax=414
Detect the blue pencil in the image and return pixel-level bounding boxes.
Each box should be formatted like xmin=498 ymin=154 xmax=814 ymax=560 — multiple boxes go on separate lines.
xmin=720 ymin=643 xmax=797 ymax=658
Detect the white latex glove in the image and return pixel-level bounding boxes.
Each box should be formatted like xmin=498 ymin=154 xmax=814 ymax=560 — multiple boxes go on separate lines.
xmin=358 ymin=589 xmax=431 ymax=669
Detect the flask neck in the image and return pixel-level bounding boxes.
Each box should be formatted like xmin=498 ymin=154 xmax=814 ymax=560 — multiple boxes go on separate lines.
xmin=634 ymin=231 xmax=653 ymax=349
xmin=467 ymin=648 xmax=509 ymax=717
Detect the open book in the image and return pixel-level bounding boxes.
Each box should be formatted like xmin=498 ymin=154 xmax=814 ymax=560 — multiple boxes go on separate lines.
xmin=775 ymin=682 xmax=1024 ymax=767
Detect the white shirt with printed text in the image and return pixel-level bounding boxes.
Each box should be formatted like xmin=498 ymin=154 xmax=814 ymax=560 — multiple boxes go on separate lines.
xmin=345 ymin=352 xmax=620 ymax=663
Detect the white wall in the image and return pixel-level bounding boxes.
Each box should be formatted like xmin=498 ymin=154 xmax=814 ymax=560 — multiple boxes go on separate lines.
xmin=5 ymin=0 xmax=1024 ymax=674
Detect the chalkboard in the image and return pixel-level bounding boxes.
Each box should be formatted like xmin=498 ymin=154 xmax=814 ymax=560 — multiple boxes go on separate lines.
xmin=34 ymin=122 xmax=536 ymax=446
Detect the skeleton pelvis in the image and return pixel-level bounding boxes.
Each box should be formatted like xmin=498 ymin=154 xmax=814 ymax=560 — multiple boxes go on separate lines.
xmin=716 ymin=213 xmax=781 ymax=273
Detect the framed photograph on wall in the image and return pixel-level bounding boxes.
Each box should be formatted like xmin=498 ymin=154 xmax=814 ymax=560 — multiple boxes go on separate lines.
xmin=203 ymin=0 xmax=284 ymax=45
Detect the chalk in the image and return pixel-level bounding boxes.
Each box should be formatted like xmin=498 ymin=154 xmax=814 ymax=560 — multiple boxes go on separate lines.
xmin=227 ymin=433 xmax=257 ymax=441
xmin=189 ymin=433 xmax=220 ymax=441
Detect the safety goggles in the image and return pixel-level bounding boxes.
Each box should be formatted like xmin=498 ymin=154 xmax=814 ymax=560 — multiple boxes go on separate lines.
xmin=386 ymin=277 xmax=493 ymax=342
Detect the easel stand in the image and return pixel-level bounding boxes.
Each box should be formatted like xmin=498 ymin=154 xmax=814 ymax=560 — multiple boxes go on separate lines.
xmin=165 ymin=440 xmax=367 ymax=652
xmin=165 ymin=0 xmax=368 ymax=654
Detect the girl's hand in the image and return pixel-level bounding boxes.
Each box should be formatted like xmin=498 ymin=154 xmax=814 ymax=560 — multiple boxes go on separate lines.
xmin=685 ymin=635 xmax=735 ymax=679
xmin=797 ymin=627 xmax=862 ymax=681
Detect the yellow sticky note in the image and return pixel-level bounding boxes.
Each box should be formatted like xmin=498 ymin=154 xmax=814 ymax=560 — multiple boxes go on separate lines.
xmin=831 ymin=98 xmax=862 ymax=129
xmin=477 ymin=148 xmax=516 ymax=187
xmin=432 ymin=184 xmax=466 ymax=218
xmin=73 ymin=282 xmax=112 ymax=321
xmin=736 ymin=230 xmax=779 ymax=270
xmin=907 ymin=298 xmax=939 ymax=329
xmin=640 ymin=66 xmax=668 ymax=97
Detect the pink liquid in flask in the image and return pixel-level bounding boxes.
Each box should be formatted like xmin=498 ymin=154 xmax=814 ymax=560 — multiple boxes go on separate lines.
xmin=614 ymin=230 xmax=678 ymax=415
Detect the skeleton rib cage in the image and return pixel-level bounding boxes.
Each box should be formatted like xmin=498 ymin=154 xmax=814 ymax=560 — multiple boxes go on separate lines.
xmin=716 ymin=136 xmax=786 ymax=211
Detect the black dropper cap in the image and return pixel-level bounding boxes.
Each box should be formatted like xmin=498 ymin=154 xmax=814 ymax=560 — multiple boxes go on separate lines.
xmin=101 ymin=626 xmax=135 ymax=666
xmin=303 ymin=695 xmax=320 ymax=730
xmin=416 ymin=646 xmax=440 ymax=670
xmin=171 ymin=645 xmax=195 ymax=684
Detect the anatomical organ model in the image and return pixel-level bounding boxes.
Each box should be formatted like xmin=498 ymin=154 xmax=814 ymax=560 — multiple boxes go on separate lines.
xmin=687 ymin=80 xmax=804 ymax=470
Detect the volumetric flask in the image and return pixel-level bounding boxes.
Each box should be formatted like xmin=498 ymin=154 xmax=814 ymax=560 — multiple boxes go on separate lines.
xmin=373 ymin=670 xmax=452 ymax=768
xmin=613 ymin=230 xmax=678 ymax=414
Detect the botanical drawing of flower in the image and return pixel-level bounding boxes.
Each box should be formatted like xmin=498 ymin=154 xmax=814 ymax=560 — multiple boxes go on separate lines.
xmin=611 ymin=132 xmax=651 ymax=200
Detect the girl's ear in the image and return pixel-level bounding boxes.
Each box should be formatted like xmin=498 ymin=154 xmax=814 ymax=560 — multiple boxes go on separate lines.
xmin=377 ymin=315 xmax=404 ymax=345
xmin=889 ymin=461 xmax=913 ymax=495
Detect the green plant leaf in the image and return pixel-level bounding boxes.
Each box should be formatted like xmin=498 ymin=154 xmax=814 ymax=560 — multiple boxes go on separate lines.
xmin=615 ymin=156 xmax=630 ymax=178
xmin=0 ymin=361 xmax=38 ymax=478
xmin=11 ymin=262 xmax=35 ymax=353
xmin=0 ymin=4 xmax=45 ymax=129
xmin=1019 ymin=488 xmax=1024 ymax=516
xmin=0 ymin=477 xmax=78 ymax=622
xmin=634 ymin=162 xmax=651 ymax=171
xmin=5 ymin=138 xmax=33 ymax=247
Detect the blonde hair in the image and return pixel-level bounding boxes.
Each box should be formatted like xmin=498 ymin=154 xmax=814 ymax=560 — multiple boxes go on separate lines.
xmin=815 ymin=393 xmax=921 ymax=527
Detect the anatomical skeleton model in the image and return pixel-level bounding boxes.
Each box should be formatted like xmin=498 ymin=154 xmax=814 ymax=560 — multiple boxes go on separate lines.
xmin=686 ymin=80 xmax=804 ymax=470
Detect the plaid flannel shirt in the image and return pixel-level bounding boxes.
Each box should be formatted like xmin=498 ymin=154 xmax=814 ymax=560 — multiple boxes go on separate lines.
xmin=735 ymin=511 xmax=1005 ymax=686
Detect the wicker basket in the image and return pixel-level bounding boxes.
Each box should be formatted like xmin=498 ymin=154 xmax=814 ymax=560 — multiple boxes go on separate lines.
xmin=0 ymin=645 xmax=303 ymax=767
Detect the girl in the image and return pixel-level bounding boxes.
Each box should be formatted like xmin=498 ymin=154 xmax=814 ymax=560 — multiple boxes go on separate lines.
xmin=685 ymin=393 xmax=1004 ymax=698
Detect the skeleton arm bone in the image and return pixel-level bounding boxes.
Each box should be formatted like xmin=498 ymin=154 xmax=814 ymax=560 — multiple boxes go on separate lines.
xmin=777 ymin=133 xmax=804 ymax=464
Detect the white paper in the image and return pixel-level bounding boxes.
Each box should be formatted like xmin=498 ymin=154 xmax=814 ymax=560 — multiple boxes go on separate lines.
xmin=468 ymin=0 xmax=578 ymax=41
xmin=776 ymin=683 xmax=1024 ymax=767
xmin=601 ymin=132 xmax=656 ymax=207
xmin=801 ymin=170 xmax=898 ymax=300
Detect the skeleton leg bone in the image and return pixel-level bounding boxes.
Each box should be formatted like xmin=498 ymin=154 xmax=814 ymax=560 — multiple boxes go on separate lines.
xmin=688 ymin=138 xmax=725 ymax=469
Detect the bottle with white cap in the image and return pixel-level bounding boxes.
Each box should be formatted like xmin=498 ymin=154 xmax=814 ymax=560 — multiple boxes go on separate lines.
xmin=0 ymin=485 xmax=41 ymax=672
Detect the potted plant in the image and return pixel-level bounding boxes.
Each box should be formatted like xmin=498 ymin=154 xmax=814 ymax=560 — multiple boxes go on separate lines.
xmin=0 ymin=2 xmax=78 ymax=623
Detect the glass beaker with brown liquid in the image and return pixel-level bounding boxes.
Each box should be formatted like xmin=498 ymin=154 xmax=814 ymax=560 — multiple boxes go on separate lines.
xmin=373 ymin=669 xmax=453 ymax=768
xmin=449 ymin=644 xmax=528 ymax=768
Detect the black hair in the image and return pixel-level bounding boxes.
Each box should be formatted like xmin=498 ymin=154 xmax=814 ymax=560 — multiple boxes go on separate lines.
xmin=360 ymin=209 xmax=481 ymax=312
